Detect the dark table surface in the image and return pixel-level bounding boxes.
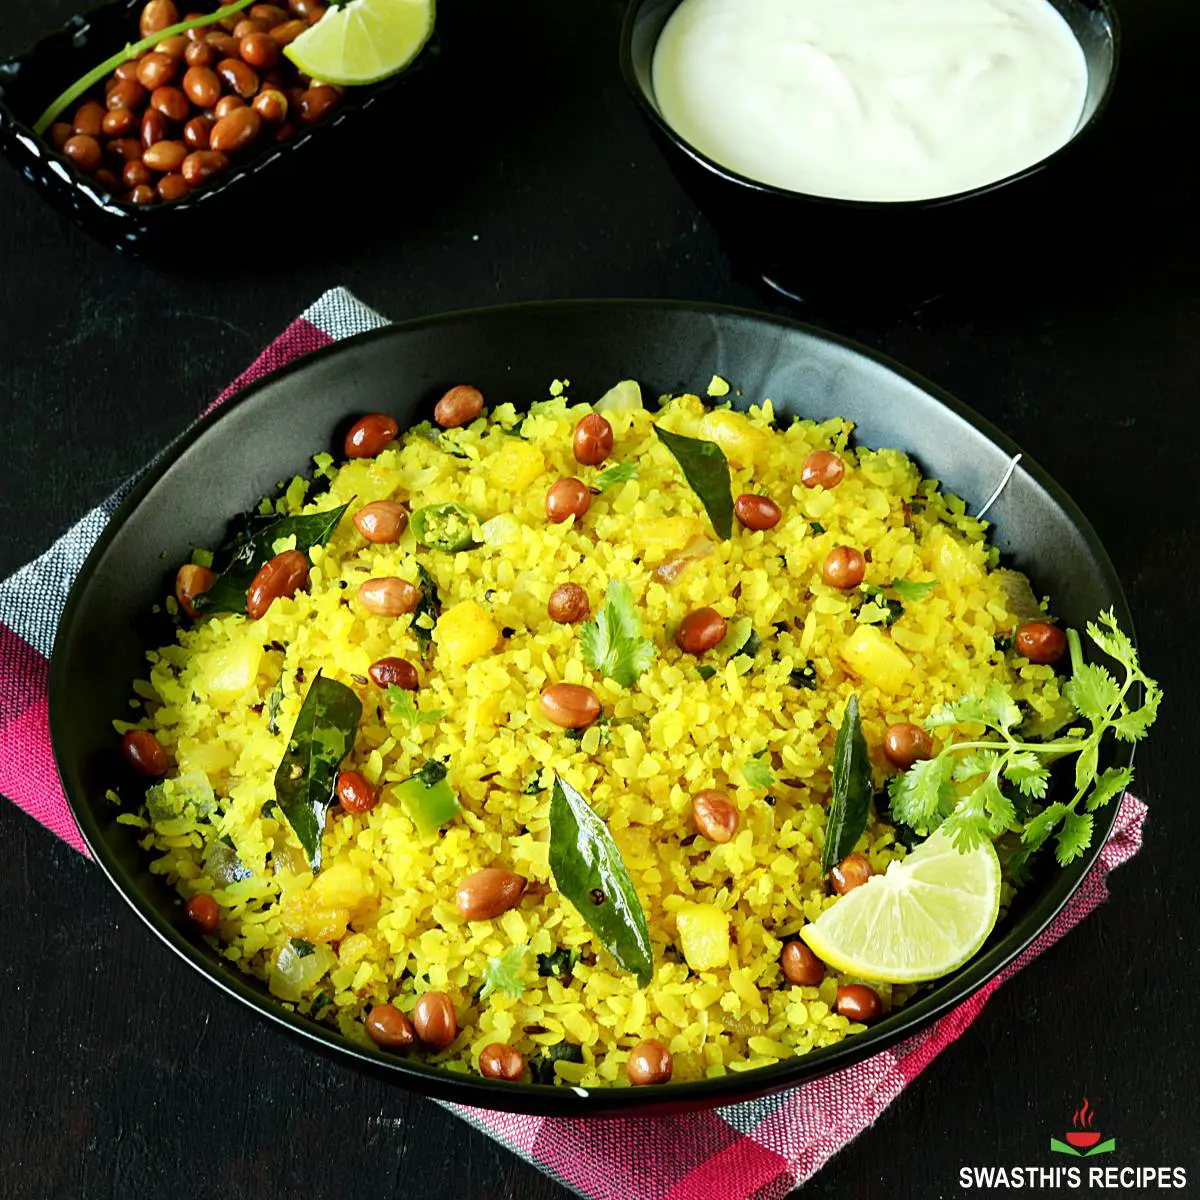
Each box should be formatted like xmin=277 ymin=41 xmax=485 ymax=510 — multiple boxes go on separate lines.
xmin=2 ymin=0 xmax=1198 ymax=1196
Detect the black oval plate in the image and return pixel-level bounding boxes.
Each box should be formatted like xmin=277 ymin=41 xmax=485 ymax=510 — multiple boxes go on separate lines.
xmin=49 ymin=299 xmax=1133 ymax=1115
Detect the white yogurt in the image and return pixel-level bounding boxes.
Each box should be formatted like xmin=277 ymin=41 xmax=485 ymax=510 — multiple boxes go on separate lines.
xmin=651 ymin=0 xmax=1090 ymax=202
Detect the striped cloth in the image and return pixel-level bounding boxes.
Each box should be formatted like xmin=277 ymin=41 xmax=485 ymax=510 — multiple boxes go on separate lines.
xmin=0 ymin=287 xmax=1147 ymax=1200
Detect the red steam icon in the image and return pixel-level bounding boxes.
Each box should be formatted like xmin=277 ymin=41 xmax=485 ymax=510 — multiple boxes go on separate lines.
xmin=1066 ymin=1097 xmax=1101 ymax=1149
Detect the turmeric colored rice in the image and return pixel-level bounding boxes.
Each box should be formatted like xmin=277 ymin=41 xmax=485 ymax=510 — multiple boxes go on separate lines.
xmin=115 ymin=384 xmax=1068 ymax=1087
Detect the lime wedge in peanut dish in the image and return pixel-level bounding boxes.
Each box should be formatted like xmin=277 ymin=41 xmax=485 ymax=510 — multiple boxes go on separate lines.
xmin=285 ymin=0 xmax=435 ymax=87
xmin=800 ymin=829 xmax=1002 ymax=984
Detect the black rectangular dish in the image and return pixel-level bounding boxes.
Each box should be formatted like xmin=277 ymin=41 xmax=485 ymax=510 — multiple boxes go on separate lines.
xmin=0 ymin=0 xmax=437 ymax=253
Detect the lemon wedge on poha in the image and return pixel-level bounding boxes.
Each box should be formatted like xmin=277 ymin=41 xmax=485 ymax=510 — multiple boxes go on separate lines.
xmin=799 ymin=829 xmax=1001 ymax=984
xmin=285 ymin=0 xmax=434 ymax=87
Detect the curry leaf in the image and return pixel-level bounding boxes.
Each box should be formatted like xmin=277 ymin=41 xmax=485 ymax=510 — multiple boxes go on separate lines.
xmin=822 ymin=695 xmax=874 ymax=871
xmin=273 ymin=672 xmax=361 ymax=870
xmin=413 ymin=563 xmax=441 ymax=657
xmin=548 ymin=774 xmax=653 ymax=987
xmin=653 ymin=425 xmax=733 ymax=539
xmin=194 ymin=502 xmax=351 ymax=614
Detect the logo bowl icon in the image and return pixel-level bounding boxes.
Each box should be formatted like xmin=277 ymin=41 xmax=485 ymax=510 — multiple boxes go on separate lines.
xmin=1066 ymin=1131 xmax=1102 ymax=1149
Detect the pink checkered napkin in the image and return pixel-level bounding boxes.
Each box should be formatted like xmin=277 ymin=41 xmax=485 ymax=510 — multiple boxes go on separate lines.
xmin=0 ymin=287 xmax=1147 ymax=1200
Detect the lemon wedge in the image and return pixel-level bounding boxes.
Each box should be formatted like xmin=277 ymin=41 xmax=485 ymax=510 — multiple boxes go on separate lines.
xmin=285 ymin=0 xmax=435 ymax=87
xmin=799 ymin=829 xmax=1001 ymax=983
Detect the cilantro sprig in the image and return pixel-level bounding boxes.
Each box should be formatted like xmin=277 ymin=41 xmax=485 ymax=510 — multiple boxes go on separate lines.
xmin=479 ymin=944 xmax=530 ymax=1000
xmin=888 ymin=611 xmax=1160 ymax=867
xmin=580 ymin=580 xmax=656 ymax=687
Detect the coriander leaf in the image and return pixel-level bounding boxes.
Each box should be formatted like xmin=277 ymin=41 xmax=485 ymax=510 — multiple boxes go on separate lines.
xmin=809 ymin=521 xmax=826 ymax=535
xmin=1055 ymin=810 xmax=1093 ymax=865
xmin=1073 ymin=740 xmax=1099 ymax=793
xmin=741 ymin=757 xmax=775 ymax=790
xmin=579 ymin=580 xmax=656 ymax=687
xmin=595 ymin=460 xmax=638 ymax=491
xmin=387 ymin=686 xmax=447 ymax=729
xmin=479 ymin=944 xmax=530 ymax=1000
xmin=266 ymin=675 xmax=284 ymax=735
xmin=653 ymin=425 xmax=733 ymax=540
xmin=980 ymin=776 xmax=1016 ymax=834
xmin=549 ymin=775 xmax=653 ymax=987
xmin=953 ymin=751 xmax=999 ymax=782
xmin=1086 ymin=609 xmax=1136 ymax=666
xmin=1064 ymin=663 xmax=1122 ymax=724
xmin=537 ymin=947 xmax=578 ymax=978
xmin=890 ymin=578 xmax=939 ymax=602
xmin=273 ymin=672 xmax=362 ymax=870
xmin=697 ymin=664 xmax=717 ymax=681
xmin=984 ymin=680 xmax=1022 ymax=732
xmin=1086 ymin=765 xmax=1133 ymax=811
xmin=888 ymin=754 xmax=956 ymax=832
xmin=940 ymin=793 xmax=990 ymax=852
xmin=1021 ymin=801 xmax=1069 ymax=852
xmin=1110 ymin=686 xmax=1162 ymax=742
xmin=1002 ymin=752 xmax=1051 ymax=799
xmin=290 ymin=938 xmax=315 ymax=958
xmin=194 ymin=501 xmax=352 ymax=614
xmin=311 ymin=991 xmax=333 ymax=1016
xmin=925 ymin=696 xmax=986 ymax=729
xmin=413 ymin=563 xmax=441 ymax=657
xmin=821 ymin=694 xmax=873 ymax=871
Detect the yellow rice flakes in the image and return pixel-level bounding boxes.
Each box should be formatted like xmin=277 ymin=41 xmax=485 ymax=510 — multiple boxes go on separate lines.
xmin=128 ymin=391 xmax=1056 ymax=1087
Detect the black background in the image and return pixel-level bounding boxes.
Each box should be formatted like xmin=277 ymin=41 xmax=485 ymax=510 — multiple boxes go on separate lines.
xmin=2 ymin=0 xmax=1197 ymax=1196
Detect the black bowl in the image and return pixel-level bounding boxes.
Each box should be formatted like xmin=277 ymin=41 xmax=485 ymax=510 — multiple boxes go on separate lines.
xmin=0 ymin=0 xmax=436 ymax=254
xmin=620 ymin=0 xmax=1120 ymax=307
xmin=50 ymin=299 xmax=1132 ymax=1115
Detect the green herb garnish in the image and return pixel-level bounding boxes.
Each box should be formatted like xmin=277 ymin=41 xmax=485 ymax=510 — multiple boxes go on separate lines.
xmin=809 ymin=522 xmax=826 ymax=535
xmin=741 ymin=755 xmax=775 ymax=790
xmin=273 ymin=672 xmax=362 ymax=870
xmin=697 ymin=664 xmax=717 ymax=681
xmin=265 ymin=675 xmax=284 ymax=735
xmin=537 ymin=947 xmax=578 ymax=978
xmin=194 ymin=502 xmax=351 ymax=615
xmin=789 ymin=661 xmax=818 ymax=690
xmin=888 ymin=611 xmax=1160 ymax=865
xmin=564 ymin=713 xmax=646 ymax=745
xmin=529 ymin=1041 xmax=584 ymax=1085
xmin=387 ymin=686 xmax=446 ymax=729
xmin=653 ymin=425 xmax=733 ymax=539
xmin=548 ymin=774 xmax=653 ymax=988
xmin=394 ymin=758 xmax=461 ymax=837
xmin=821 ymin=695 xmax=873 ymax=871
xmin=594 ymin=460 xmax=639 ymax=492
xmin=290 ymin=938 xmax=316 ymax=959
xmin=890 ymin=578 xmax=939 ymax=603
xmin=479 ymin=944 xmax=530 ymax=1000
xmin=413 ymin=563 xmax=441 ymax=657
xmin=34 ymin=0 xmax=258 ymax=134
xmin=580 ymin=580 xmax=656 ymax=687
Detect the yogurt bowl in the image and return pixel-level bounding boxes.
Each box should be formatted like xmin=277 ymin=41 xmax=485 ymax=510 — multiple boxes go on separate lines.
xmin=620 ymin=0 xmax=1119 ymax=307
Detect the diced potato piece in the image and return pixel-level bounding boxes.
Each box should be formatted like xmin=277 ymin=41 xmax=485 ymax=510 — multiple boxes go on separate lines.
xmin=839 ymin=626 xmax=914 ymax=693
xmin=677 ymin=902 xmax=731 ymax=971
xmin=434 ymin=600 xmax=500 ymax=665
xmin=312 ymin=861 xmax=368 ymax=908
xmin=699 ymin=409 xmax=770 ymax=467
xmin=490 ymin=439 xmax=546 ymax=490
xmin=926 ymin=526 xmax=984 ymax=584
xmin=279 ymin=889 xmax=349 ymax=943
xmin=195 ymin=640 xmax=263 ymax=704
xmin=627 ymin=516 xmax=707 ymax=564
